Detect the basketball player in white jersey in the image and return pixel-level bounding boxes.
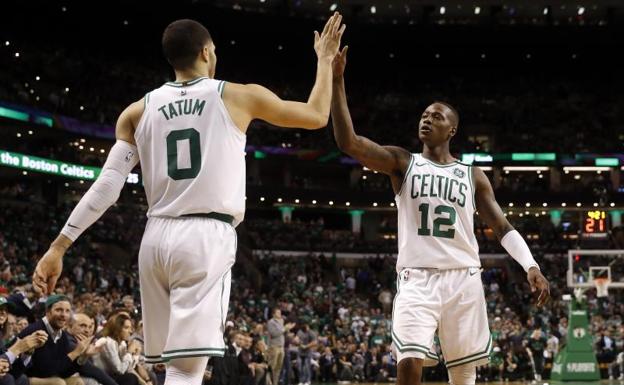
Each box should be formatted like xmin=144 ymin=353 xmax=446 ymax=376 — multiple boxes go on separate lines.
xmin=330 ymin=47 xmax=550 ymax=385
xmin=31 ymin=14 xmax=345 ymax=385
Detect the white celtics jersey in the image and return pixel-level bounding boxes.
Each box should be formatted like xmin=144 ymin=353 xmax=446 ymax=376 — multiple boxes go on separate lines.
xmin=395 ymin=154 xmax=479 ymax=271
xmin=135 ymin=77 xmax=246 ymax=226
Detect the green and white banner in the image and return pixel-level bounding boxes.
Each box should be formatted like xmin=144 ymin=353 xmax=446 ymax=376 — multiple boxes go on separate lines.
xmin=0 ymin=149 xmax=139 ymax=184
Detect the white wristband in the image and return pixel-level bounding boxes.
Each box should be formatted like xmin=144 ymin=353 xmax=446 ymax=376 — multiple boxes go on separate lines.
xmin=500 ymin=230 xmax=539 ymax=273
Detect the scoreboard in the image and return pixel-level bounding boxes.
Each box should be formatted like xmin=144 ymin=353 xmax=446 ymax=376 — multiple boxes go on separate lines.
xmin=582 ymin=210 xmax=609 ymax=238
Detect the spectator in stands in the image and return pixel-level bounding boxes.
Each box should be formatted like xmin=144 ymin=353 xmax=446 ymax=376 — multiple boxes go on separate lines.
xmin=67 ymin=313 xmax=117 ymax=385
xmin=17 ymin=294 xmax=93 ymax=385
xmin=14 ymin=318 xmax=28 ymax=335
xmin=241 ymin=335 xmax=255 ymax=385
xmin=250 ymin=339 xmax=270 ymax=385
xmin=337 ymin=353 xmax=353 ymax=382
xmin=296 ymin=324 xmax=316 ymax=385
xmin=93 ymin=313 xmax=145 ymax=385
xmin=266 ymin=308 xmax=294 ymax=385
xmin=0 ymin=297 xmax=47 ymax=385
xmin=528 ymin=328 xmax=547 ymax=380
xmin=318 ymin=347 xmax=334 ymax=383
xmin=0 ymin=301 xmax=13 ymax=347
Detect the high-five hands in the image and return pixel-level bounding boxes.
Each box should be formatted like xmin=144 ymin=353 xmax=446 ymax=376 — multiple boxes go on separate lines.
xmin=315 ymin=12 xmax=346 ymax=61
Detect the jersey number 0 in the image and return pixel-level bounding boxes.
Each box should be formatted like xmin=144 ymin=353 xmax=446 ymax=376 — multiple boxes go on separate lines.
xmin=166 ymin=128 xmax=201 ymax=180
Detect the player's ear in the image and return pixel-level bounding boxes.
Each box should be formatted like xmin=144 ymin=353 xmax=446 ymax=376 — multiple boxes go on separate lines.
xmin=200 ymin=45 xmax=210 ymax=63
xmin=449 ymin=125 xmax=457 ymax=138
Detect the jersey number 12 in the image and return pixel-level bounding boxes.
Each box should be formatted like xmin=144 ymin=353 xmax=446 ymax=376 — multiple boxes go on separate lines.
xmin=417 ymin=203 xmax=456 ymax=239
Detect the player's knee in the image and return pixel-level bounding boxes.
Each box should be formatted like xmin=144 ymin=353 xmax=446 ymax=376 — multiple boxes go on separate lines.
xmin=447 ymin=364 xmax=477 ymax=385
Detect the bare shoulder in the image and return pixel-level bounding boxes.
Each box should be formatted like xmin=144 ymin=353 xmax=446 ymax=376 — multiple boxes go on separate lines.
xmin=222 ymin=82 xmax=258 ymax=97
xmin=115 ymin=98 xmax=145 ymax=144
xmin=383 ymin=146 xmax=412 ymax=172
xmin=472 ymin=165 xmax=491 ymax=185
xmin=125 ymin=98 xmax=145 ymax=126
xmin=222 ymin=82 xmax=278 ymax=105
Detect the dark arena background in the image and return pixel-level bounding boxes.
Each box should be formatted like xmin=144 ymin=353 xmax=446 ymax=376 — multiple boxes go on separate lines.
xmin=1 ymin=1 xmax=624 ymax=384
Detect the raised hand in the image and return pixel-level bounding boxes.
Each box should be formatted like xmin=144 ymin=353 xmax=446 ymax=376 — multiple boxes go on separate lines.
xmin=85 ymin=343 xmax=104 ymax=357
xmin=75 ymin=333 xmax=95 ymax=355
xmin=527 ymin=267 xmax=550 ymax=307
xmin=332 ymin=46 xmax=349 ymax=79
xmin=314 ymin=12 xmax=347 ymax=61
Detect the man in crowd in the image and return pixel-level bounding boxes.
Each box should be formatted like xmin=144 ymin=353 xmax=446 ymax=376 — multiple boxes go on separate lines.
xmin=296 ymin=324 xmax=317 ymax=385
xmin=67 ymin=313 xmax=117 ymax=385
xmin=267 ymin=308 xmax=295 ymax=385
xmin=1 ymin=295 xmax=48 ymax=385
xmin=17 ymin=295 xmax=94 ymax=385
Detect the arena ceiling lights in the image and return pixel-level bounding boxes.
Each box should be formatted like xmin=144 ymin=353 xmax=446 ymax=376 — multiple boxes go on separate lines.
xmin=563 ymin=166 xmax=611 ymax=172
xmin=209 ymin=0 xmax=618 ymax=25
xmin=502 ymin=166 xmax=550 ymax=172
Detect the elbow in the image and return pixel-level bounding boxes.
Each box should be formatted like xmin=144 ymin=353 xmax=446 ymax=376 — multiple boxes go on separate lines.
xmin=306 ymin=112 xmax=329 ymax=130
xmin=335 ymin=137 xmax=357 ymax=154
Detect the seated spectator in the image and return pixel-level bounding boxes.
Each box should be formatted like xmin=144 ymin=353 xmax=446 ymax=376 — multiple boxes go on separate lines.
xmin=1 ymin=297 xmax=46 ymax=385
xmin=337 ymin=353 xmax=353 ymax=382
xmin=67 ymin=313 xmax=117 ymax=385
xmin=17 ymin=295 xmax=93 ymax=385
xmin=93 ymin=313 xmax=146 ymax=385
xmin=250 ymin=339 xmax=270 ymax=385
xmin=14 ymin=319 xmax=28 ymax=336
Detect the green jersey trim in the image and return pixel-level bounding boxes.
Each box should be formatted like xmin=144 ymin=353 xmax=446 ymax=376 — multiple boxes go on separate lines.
xmin=164 ymin=76 xmax=210 ymax=87
xmin=468 ymin=165 xmax=476 ymax=210
xmin=420 ymin=156 xmax=461 ymax=168
xmin=396 ymin=154 xmax=415 ymax=196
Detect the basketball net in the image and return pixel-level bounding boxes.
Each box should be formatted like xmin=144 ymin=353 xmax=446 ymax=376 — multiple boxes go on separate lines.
xmin=593 ymin=277 xmax=610 ymax=298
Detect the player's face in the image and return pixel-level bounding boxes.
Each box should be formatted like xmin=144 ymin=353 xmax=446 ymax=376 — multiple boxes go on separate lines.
xmin=418 ymin=103 xmax=456 ymax=146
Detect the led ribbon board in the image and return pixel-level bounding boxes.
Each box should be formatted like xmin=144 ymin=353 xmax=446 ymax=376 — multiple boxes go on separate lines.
xmin=0 ymin=149 xmax=139 ymax=184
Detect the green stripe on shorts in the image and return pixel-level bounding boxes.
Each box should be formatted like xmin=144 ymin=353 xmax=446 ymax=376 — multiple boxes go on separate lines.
xmin=445 ymin=334 xmax=492 ymax=367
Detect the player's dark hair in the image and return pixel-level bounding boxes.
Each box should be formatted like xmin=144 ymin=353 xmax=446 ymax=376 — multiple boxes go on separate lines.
xmin=434 ymin=100 xmax=460 ymax=127
xmin=162 ymin=19 xmax=212 ymax=70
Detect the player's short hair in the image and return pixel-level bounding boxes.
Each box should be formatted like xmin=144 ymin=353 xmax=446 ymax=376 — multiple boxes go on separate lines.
xmin=162 ymin=19 xmax=212 ymax=70
xmin=434 ymin=100 xmax=460 ymax=127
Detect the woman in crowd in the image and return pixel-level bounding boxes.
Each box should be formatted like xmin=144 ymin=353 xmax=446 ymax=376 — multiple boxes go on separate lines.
xmin=93 ymin=313 xmax=151 ymax=385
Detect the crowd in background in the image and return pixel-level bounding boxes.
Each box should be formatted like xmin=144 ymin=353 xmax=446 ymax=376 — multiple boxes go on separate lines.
xmin=1 ymin=10 xmax=623 ymax=383
xmin=1 ymin=192 xmax=624 ymax=384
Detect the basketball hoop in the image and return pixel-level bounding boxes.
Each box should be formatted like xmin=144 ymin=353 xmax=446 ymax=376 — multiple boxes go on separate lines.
xmin=593 ymin=277 xmax=610 ymax=298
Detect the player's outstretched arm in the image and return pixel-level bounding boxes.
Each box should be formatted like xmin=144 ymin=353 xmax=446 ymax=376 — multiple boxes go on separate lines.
xmin=223 ymin=12 xmax=345 ymax=131
xmin=473 ymin=166 xmax=550 ymax=306
xmin=32 ymin=100 xmax=143 ymax=295
xmin=330 ymin=46 xmax=410 ymax=186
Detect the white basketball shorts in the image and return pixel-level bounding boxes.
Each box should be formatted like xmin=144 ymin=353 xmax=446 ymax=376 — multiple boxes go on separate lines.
xmin=139 ymin=216 xmax=236 ymax=363
xmin=392 ymin=267 xmax=492 ymax=368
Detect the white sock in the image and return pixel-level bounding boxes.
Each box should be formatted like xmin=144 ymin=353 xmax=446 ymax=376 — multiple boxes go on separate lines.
xmin=165 ymin=356 xmax=209 ymax=385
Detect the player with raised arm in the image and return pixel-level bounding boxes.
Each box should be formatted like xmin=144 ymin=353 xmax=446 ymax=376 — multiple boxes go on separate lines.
xmin=31 ymin=13 xmax=345 ymax=385
xmin=330 ymin=46 xmax=550 ymax=385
